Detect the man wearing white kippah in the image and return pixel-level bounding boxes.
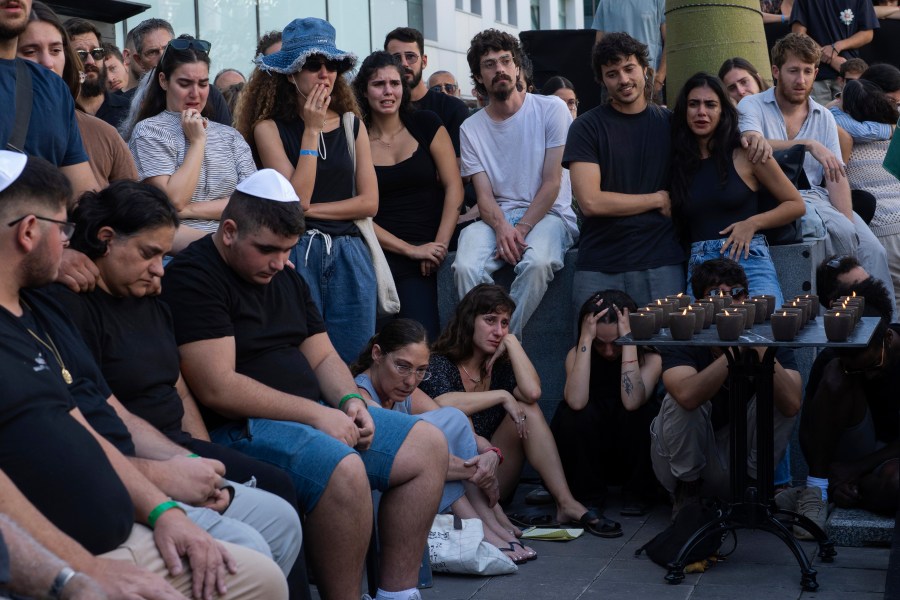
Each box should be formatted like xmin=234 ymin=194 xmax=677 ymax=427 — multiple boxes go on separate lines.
xmin=163 ymin=168 xmax=447 ymax=600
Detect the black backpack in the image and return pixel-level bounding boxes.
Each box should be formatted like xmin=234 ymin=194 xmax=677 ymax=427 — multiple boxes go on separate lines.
xmin=635 ymin=500 xmax=734 ymax=568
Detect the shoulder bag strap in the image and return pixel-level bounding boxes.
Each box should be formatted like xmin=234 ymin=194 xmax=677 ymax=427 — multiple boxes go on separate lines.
xmin=7 ymin=59 xmax=33 ymax=153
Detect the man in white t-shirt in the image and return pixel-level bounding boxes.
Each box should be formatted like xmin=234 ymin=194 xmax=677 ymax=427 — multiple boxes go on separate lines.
xmin=453 ymin=29 xmax=578 ymax=337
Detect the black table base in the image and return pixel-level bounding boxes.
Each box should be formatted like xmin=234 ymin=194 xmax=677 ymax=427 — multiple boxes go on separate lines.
xmin=663 ymin=347 xmax=837 ymax=591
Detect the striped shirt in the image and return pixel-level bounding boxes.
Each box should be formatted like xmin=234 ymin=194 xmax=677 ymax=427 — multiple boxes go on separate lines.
xmin=130 ymin=111 xmax=256 ymax=232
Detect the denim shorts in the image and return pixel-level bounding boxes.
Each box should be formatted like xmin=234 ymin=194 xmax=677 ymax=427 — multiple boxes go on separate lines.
xmin=686 ymin=234 xmax=785 ymax=307
xmin=210 ymin=408 xmax=416 ymax=513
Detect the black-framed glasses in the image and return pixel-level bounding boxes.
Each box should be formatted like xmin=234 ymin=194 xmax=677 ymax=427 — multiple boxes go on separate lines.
xmin=301 ymin=58 xmax=341 ymax=73
xmin=75 ymin=47 xmax=105 ymax=62
xmin=389 ymin=355 xmax=431 ymax=381
xmin=705 ymin=287 xmax=748 ymax=298
xmin=7 ymin=215 xmax=75 ymax=240
xmin=842 ymin=340 xmax=886 ymax=375
xmin=167 ymin=39 xmax=211 ymax=54
xmin=430 ymin=83 xmax=458 ymax=94
xmin=391 ymin=51 xmax=420 ymax=65
xmin=825 ymin=255 xmax=850 ymax=270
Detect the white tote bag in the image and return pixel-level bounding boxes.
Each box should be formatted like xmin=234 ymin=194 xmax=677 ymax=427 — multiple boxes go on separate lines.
xmin=427 ymin=514 xmax=517 ymax=576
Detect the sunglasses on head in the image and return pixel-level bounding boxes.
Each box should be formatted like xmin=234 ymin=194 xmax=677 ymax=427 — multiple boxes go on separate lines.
xmin=825 ymin=254 xmax=850 ymax=270
xmin=75 ymin=48 xmax=105 ymax=62
xmin=705 ymin=287 xmax=747 ymax=298
xmin=430 ymin=83 xmax=458 ymax=93
xmin=165 ymin=39 xmax=212 ymax=55
xmin=301 ymin=58 xmax=342 ymax=73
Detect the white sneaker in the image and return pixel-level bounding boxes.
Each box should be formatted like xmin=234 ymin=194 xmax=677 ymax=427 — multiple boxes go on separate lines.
xmin=774 ymin=485 xmax=804 ymax=512
xmin=794 ymin=486 xmax=828 ymax=540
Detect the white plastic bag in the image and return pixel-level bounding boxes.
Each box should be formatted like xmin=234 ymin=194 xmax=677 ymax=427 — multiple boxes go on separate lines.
xmin=427 ymin=514 xmax=517 ymax=576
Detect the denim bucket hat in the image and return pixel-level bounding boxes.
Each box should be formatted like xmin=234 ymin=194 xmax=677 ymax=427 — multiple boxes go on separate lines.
xmin=255 ymin=17 xmax=356 ymax=74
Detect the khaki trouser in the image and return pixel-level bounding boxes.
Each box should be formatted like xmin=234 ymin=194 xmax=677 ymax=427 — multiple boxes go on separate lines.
xmin=650 ymin=393 xmax=796 ymax=500
xmin=101 ymin=524 xmax=288 ymax=599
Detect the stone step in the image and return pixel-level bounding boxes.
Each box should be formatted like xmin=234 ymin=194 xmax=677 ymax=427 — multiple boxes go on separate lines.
xmin=827 ymin=506 xmax=895 ymax=547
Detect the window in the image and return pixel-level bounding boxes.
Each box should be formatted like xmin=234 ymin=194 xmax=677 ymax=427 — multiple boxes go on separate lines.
xmin=530 ymin=0 xmax=540 ymax=29
xmin=508 ymin=0 xmax=517 ymax=25
xmin=407 ymin=0 xmax=424 ymax=32
xmin=198 ymin=0 xmax=256 ymax=76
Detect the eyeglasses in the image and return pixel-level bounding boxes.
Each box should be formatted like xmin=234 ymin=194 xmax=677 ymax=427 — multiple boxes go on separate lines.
xmin=705 ymin=287 xmax=747 ymax=298
xmin=75 ymin=47 xmax=105 ymax=62
xmin=430 ymin=83 xmax=458 ymax=94
xmin=565 ymin=98 xmax=579 ymax=108
xmin=842 ymin=339 xmax=886 ymax=375
xmin=7 ymin=215 xmax=75 ymax=240
xmin=389 ymin=356 xmax=431 ymax=381
xmin=825 ymin=254 xmax=850 ymax=270
xmin=480 ymin=54 xmax=514 ymax=70
xmin=301 ymin=58 xmax=341 ymax=73
xmin=391 ymin=52 xmax=420 ymax=65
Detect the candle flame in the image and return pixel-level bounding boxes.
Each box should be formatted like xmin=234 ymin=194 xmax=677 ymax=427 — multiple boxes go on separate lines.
xmin=782 ymin=311 xmax=787 ymax=317
xmin=677 ymin=292 xmax=683 ymax=298
xmin=682 ymin=309 xmax=688 ymax=316
xmin=724 ymin=310 xmax=730 ymax=316
xmin=852 ymin=291 xmax=856 ymax=297
xmin=836 ymin=312 xmax=840 ymax=317
xmin=656 ymin=299 xmax=662 ymax=305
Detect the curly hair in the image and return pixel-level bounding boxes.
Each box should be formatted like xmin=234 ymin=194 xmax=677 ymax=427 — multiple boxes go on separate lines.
xmin=861 ymin=63 xmax=900 ymax=94
xmin=670 ymin=73 xmax=741 ymax=239
xmin=256 ymin=30 xmax=282 ymax=57
xmin=842 ymin=78 xmax=900 ymax=125
xmin=233 ymin=67 xmax=360 ymax=157
xmin=133 ymin=35 xmax=213 ymax=124
xmin=771 ymin=33 xmax=820 ymax=69
xmin=352 ymin=51 xmax=413 ymax=127
xmin=466 ymin=29 xmax=522 ymax=98
xmin=431 ymin=284 xmax=516 ymax=364
xmin=592 ymin=32 xmax=649 ymax=81
xmin=690 ymin=258 xmax=749 ymax=298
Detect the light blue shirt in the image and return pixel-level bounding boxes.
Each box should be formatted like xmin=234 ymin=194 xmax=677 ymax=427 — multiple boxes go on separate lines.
xmin=591 ymin=0 xmax=665 ymax=71
xmin=737 ymin=87 xmax=842 ymax=202
xmin=828 ymin=106 xmax=893 ymax=143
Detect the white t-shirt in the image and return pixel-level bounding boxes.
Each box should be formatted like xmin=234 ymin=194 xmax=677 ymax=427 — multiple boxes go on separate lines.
xmin=460 ymin=93 xmax=577 ymax=235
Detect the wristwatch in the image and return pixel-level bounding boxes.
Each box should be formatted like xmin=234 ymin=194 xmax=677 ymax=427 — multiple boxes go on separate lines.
xmin=48 ymin=566 xmax=77 ymax=599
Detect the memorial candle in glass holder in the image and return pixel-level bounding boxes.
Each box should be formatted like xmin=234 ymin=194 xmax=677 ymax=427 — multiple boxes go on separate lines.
xmin=797 ymin=294 xmax=819 ymax=317
xmin=686 ymin=305 xmax=704 ymax=333
xmin=637 ymin=307 xmax=661 ymax=333
xmin=669 ymin=309 xmax=696 ymax=340
xmin=629 ymin=311 xmax=656 ymax=340
xmin=793 ymin=298 xmax=814 ymax=321
xmin=748 ymin=298 xmax=767 ymax=323
xmin=770 ymin=310 xmax=799 ymax=341
xmin=667 ymin=293 xmax=691 ymax=308
xmin=695 ymin=301 xmax=715 ymax=328
xmin=824 ymin=310 xmax=853 ymax=342
xmin=732 ymin=302 xmax=755 ymax=328
xmin=705 ymin=296 xmax=725 ymax=314
xmin=778 ymin=307 xmax=804 ymax=334
xmin=653 ymin=299 xmax=677 ymax=327
xmin=753 ymin=294 xmax=776 ymax=317
xmin=716 ymin=309 xmax=743 ymax=341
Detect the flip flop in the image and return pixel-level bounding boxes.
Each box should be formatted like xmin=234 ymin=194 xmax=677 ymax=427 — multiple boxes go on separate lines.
xmin=506 ymin=512 xmax=560 ymax=528
xmin=509 ymin=540 xmax=537 ymax=561
xmin=498 ymin=543 xmax=527 ymax=564
xmin=561 ymin=509 xmax=623 ymax=538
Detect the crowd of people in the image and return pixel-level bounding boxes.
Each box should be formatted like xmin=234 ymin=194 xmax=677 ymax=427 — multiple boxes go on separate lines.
xmin=0 ymin=0 xmax=898 ymax=597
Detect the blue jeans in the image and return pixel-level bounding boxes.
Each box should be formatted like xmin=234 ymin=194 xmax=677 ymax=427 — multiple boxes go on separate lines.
xmin=291 ymin=231 xmax=376 ymax=363
xmin=452 ymin=207 xmax=574 ymax=337
xmin=686 ymin=235 xmax=784 ymax=308
xmin=210 ymin=409 xmax=416 ymax=513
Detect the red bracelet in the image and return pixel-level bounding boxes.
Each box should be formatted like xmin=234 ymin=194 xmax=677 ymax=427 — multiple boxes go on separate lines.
xmin=484 ymin=446 xmax=504 ymax=464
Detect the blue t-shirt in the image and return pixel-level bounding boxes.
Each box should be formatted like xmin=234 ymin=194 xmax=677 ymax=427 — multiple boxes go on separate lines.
xmin=591 ymin=0 xmax=666 ymax=71
xmin=0 ymin=59 xmax=87 ymax=166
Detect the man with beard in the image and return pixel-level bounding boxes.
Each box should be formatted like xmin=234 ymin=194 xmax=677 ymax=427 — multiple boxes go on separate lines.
xmin=563 ymin=32 xmax=683 ymax=312
xmin=737 ymin=33 xmax=895 ymax=320
xmin=384 ymin=27 xmax=469 ymax=156
xmin=120 ymin=18 xmax=231 ymax=126
xmin=777 ymin=275 xmax=898 ymax=536
xmin=451 ymin=29 xmax=578 ymax=337
xmin=63 ymin=19 xmax=129 ymax=129
xmin=0 ymin=0 xmax=96 ymax=198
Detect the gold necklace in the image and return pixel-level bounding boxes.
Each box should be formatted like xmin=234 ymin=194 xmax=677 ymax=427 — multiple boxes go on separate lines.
xmin=372 ymin=124 xmax=405 ymax=147
xmin=21 ymin=301 xmax=72 ymax=385
xmin=461 ymin=364 xmax=482 ymax=384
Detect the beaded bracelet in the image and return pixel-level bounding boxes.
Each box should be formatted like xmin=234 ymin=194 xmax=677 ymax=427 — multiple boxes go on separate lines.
xmin=148 ymin=500 xmax=184 ymax=529
xmin=339 ymin=393 xmax=364 ymax=411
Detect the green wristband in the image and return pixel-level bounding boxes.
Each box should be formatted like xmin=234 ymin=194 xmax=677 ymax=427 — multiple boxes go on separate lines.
xmin=148 ymin=500 xmax=182 ymax=529
xmin=338 ymin=393 xmax=364 ymax=410
xmin=187 ymin=453 xmax=200 ymax=458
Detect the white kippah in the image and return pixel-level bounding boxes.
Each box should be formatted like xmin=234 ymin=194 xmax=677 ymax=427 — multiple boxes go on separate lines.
xmin=0 ymin=151 xmax=28 ymax=194
xmin=235 ymin=169 xmax=300 ymax=203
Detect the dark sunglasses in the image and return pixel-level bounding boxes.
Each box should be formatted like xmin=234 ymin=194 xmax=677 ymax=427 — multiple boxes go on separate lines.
xmin=301 ymin=58 xmax=342 ymax=73
xmin=75 ymin=48 xmax=105 ymax=62
xmin=167 ymin=38 xmax=212 ymax=54
xmin=705 ymin=287 xmax=747 ymax=298
xmin=825 ymin=254 xmax=850 ymax=270
xmin=430 ymin=83 xmax=458 ymax=94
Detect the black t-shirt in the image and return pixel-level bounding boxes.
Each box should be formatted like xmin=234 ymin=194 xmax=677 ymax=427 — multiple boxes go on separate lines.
xmin=791 ymin=0 xmax=879 ymax=81
xmin=375 ymin=110 xmax=445 ymax=278
xmin=684 ymin=157 xmax=758 ymax=242
xmin=806 ymin=332 xmax=900 ymax=444
xmin=49 ymin=285 xmax=191 ymax=446
xmin=563 ymin=103 xmax=683 ymax=273
xmin=413 ymin=89 xmax=469 ymax=156
xmin=96 ymin=91 xmax=131 ymax=130
xmin=274 ymin=116 xmax=360 ymax=236
xmin=660 ymin=345 xmax=798 ymax=430
xmin=0 ymin=290 xmax=133 ymax=554
xmin=161 ymin=236 xmax=327 ymax=431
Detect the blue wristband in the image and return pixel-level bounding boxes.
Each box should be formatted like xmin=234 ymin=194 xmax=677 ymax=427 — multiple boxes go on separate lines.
xmin=300 ymin=149 xmax=318 ymax=157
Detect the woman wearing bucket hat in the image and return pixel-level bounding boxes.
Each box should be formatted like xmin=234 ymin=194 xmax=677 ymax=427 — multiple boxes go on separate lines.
xmin=129 ymin=35 xmax=256 ymax=234
xmin=234 ymin=18 xmax=379 ymax=364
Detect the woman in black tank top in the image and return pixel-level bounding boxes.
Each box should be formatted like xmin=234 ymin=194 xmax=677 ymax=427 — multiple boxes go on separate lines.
xmin=233 ymin=18 xmax=380 ymax=362
xmin=670 ymin=73 xmax=805 ymax=305
xmin=353 ymin=52 xmax=463 ymax=340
